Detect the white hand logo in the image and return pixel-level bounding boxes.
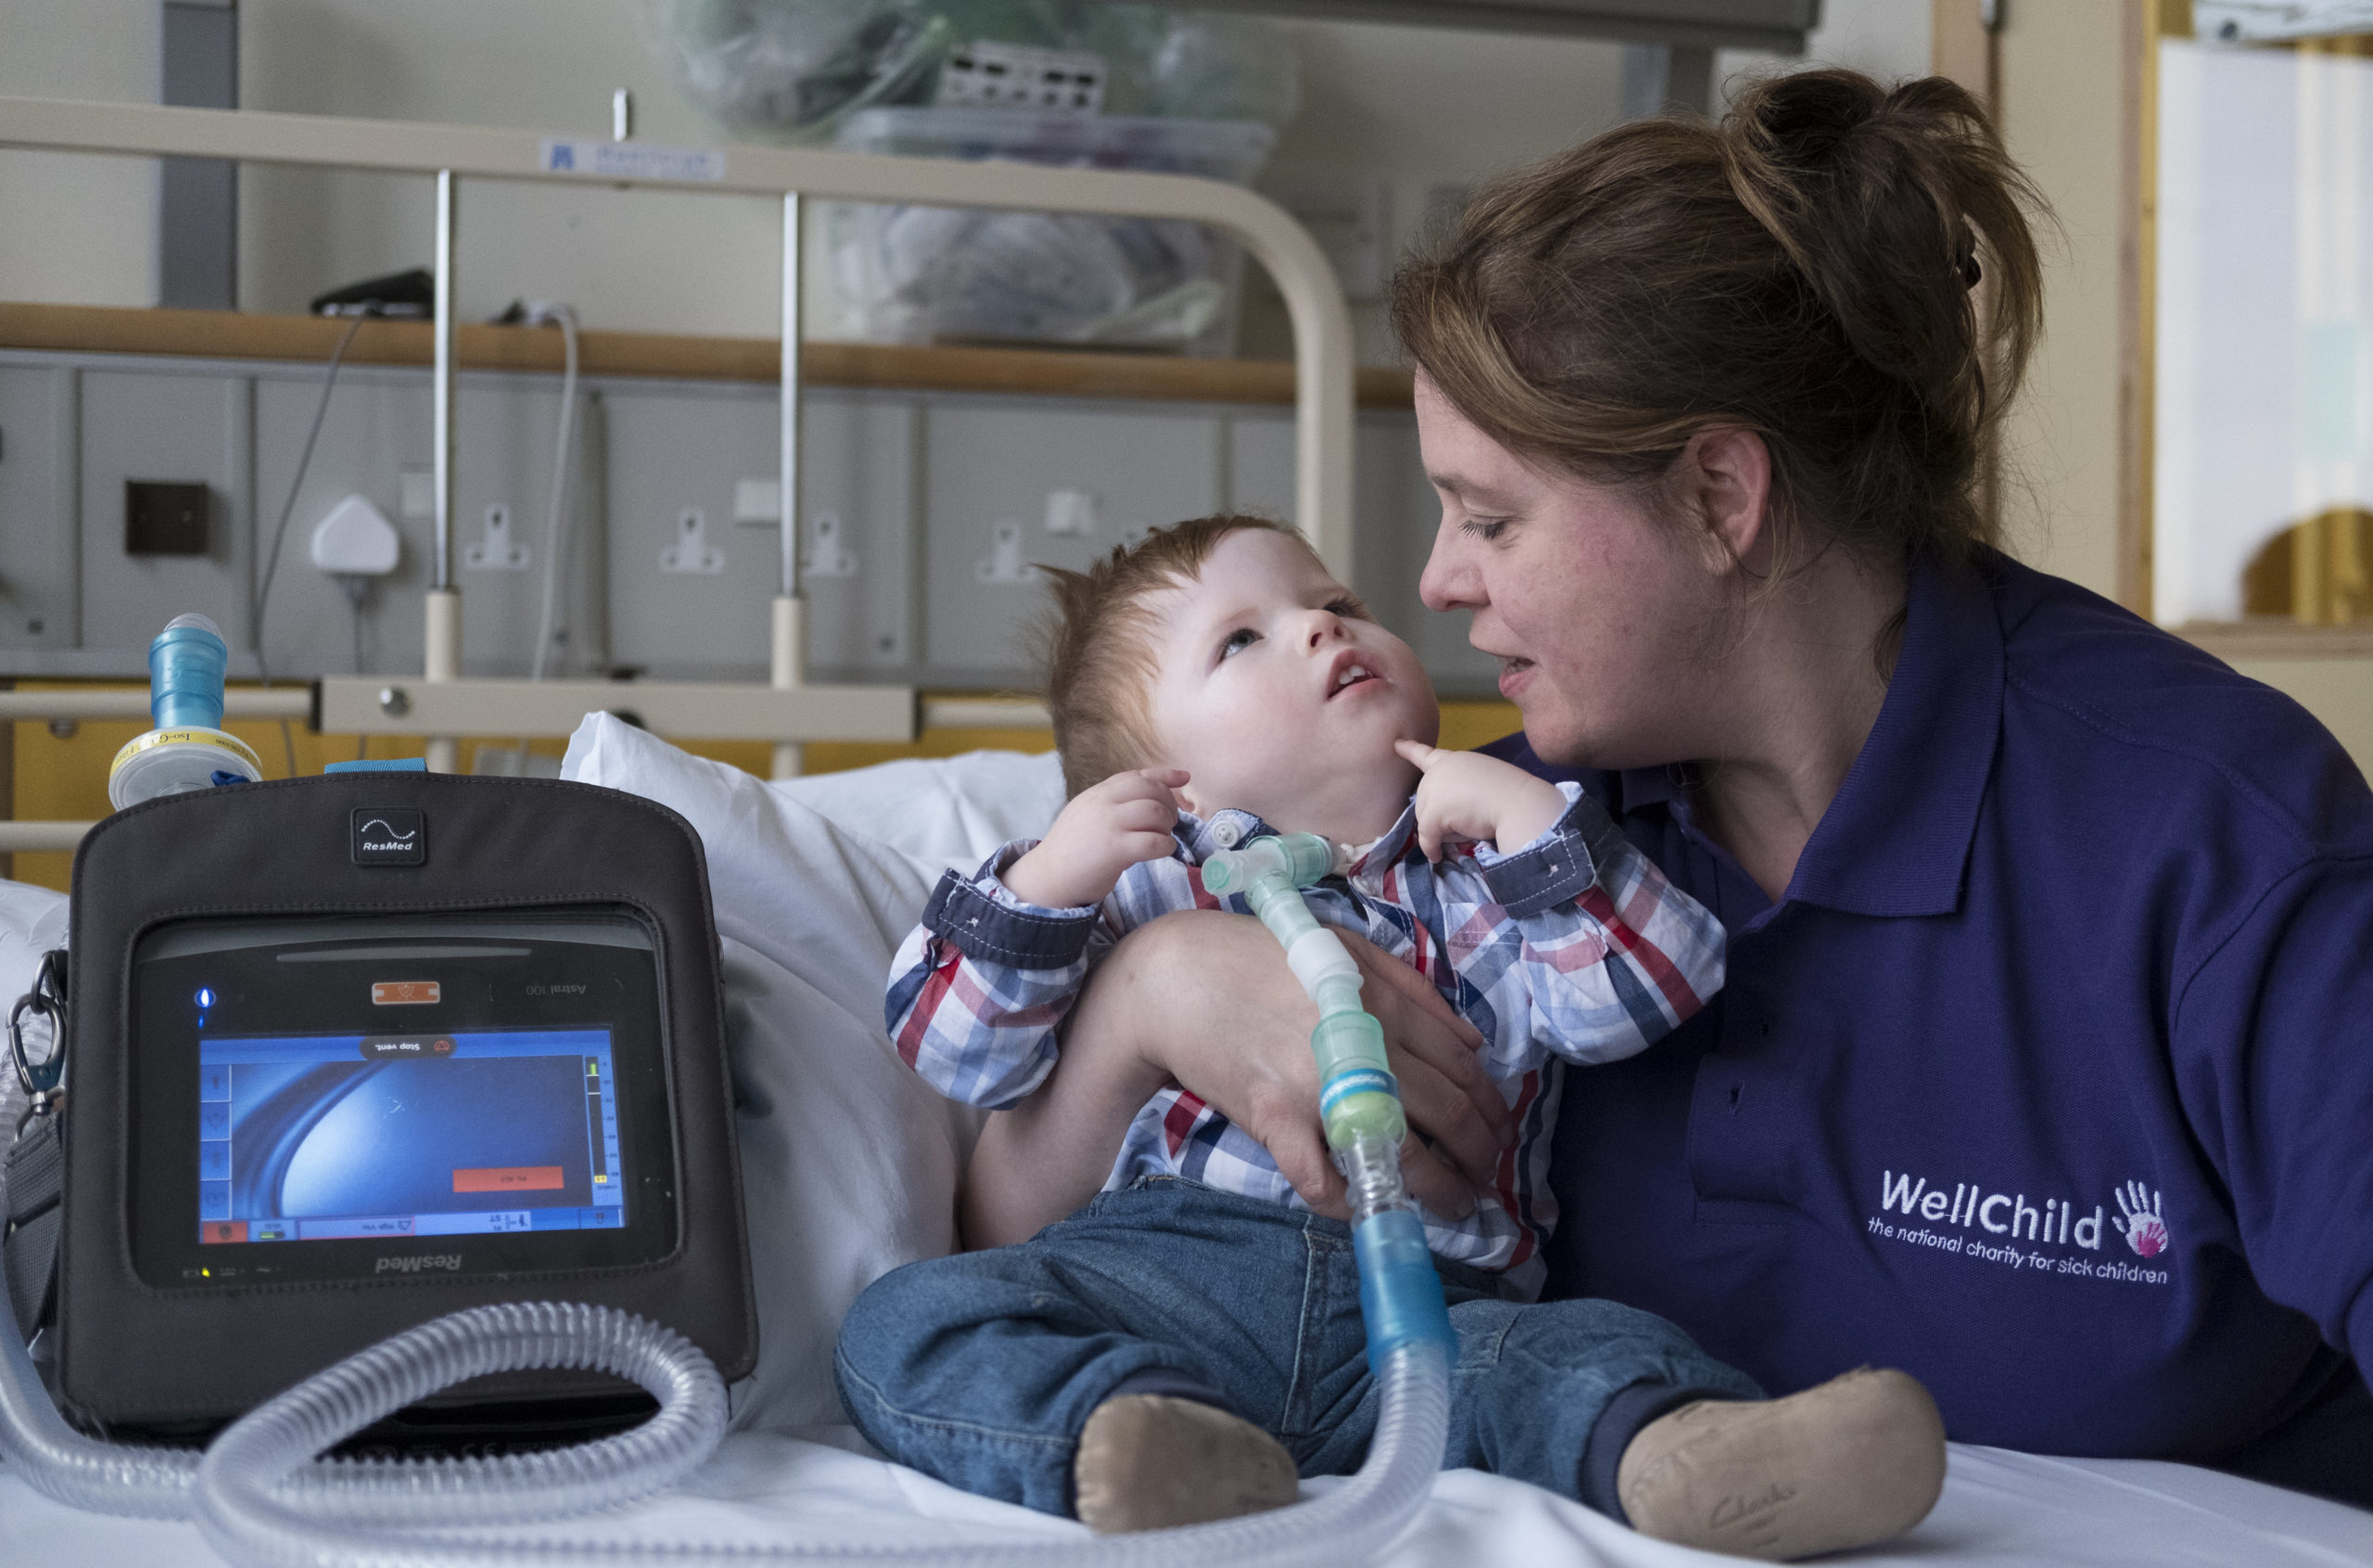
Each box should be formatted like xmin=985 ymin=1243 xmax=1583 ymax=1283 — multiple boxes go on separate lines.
xmin=2114 ymin=1181 xmax=2169 ymax=1258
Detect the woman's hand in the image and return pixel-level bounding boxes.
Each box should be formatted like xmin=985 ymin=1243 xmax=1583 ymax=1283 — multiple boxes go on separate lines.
xmin=961 ymin=909 xmax=1512 ymax=1245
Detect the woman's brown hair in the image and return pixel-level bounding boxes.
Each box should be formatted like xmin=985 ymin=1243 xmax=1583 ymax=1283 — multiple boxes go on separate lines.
xmin=1391 ymin=68 xmax=2047 ymax=577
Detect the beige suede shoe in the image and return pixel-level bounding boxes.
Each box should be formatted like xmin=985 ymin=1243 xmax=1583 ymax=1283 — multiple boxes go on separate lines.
xmin=1615 ymin=1367 xmax=1948 ymax=1561
xmin=1072 ymin=1394 xmax=1301 ymax=1535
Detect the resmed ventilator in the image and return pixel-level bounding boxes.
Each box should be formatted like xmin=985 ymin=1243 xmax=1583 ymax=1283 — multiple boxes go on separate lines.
xmin=2 ymin=621 xmax=1454 ymax=1567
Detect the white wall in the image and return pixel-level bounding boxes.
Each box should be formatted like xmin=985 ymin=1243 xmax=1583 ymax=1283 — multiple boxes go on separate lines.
xmin=0 ymin=0 xmax=1928 ymax=360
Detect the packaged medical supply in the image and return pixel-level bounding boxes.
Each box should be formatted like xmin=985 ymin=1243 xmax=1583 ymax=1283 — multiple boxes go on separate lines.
xmin=644 ymin=1 xmax=1298 ymax=144
xmin=829 ymin=107 xmax=1275 ymax=354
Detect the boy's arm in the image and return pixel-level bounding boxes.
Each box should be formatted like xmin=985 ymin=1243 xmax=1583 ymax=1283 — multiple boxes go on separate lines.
xmin=884 ymin=841 xmax=1116 ymax=1110
xmin=1466 ymin=782 xmax=1728 ymax=1066
xmin=886 ymin=841 xmax=1214 ymax=1109
xmin=892 ymin=768 xmax=1192 ymax=1106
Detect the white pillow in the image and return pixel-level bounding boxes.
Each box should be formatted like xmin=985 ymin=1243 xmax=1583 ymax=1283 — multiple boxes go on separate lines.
xmin=771 ymin=749 xmax=1067 ymax=872
xmin=560 ymin=715 xmax=1058 ymax=1431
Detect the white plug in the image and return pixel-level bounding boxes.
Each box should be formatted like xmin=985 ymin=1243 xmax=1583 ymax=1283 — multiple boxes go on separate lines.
xmin=311 ymin=494 xmax=400 ymax=575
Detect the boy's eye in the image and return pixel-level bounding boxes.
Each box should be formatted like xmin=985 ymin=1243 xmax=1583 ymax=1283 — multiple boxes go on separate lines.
xmin=1326 ymin=595 xmax=1369 ymax=621
xmin=1218 ymin=627 xmax=1259 ymax=660
xmin=1461 ymin=517 xmax=1512 ymax=543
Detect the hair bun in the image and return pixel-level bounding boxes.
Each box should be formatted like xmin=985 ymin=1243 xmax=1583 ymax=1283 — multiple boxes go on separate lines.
xmin=1719 ymin=70 xmax=2043 ymax=411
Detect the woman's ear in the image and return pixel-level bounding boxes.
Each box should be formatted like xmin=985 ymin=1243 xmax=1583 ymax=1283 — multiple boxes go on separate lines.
xmin=1676 ymin=426 xmax=1774 ymax=578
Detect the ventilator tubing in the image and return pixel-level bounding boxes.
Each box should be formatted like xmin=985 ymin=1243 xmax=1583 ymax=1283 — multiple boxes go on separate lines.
xmin=0 ymin=835 xmax=1453 ymax=1565
xmin=1202 ymin=833 xmax=1460 ymax=1374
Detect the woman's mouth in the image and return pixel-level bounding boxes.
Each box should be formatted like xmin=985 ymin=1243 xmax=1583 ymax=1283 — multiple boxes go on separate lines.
xmin=1495 ymin=656 xmax=1534 ymax=699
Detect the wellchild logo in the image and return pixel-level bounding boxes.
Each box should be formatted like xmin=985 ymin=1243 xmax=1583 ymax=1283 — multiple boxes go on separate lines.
xmin=2114 ymin=1182 xmax=2170 ymax=1258
xmin=1866 ymin=1170 xmax=2172 ymax=1286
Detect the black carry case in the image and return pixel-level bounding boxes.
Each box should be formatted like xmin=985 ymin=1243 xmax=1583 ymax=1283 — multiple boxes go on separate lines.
xmin=18 ymin=771 xmax=755 ymax=1441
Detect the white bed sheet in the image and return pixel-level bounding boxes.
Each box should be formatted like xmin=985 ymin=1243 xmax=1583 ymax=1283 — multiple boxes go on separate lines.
xmin=5 ymin=731 xmax=2370 ymax=1562
xmin=10 ymin=1432 xmax=2373 ymax=1566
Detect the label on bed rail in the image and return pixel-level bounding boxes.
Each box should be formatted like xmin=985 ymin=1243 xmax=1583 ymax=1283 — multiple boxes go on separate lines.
xmin=539 ymin=138 xmax=727 ymax=183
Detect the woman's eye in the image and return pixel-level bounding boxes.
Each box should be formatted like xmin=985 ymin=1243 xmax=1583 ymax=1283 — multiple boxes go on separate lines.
xmin=1218 ymin=627 xmax=1259 ymax=660
xmin=1461 ymin=516 xmax=1513 ymax=543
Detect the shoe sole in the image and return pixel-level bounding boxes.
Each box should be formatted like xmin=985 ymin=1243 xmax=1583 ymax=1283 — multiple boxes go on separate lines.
xmin=1617 ymin=1366 xmax=1948 ymax=1561
xmin=1072 ymin=1394 xmax=1301 ymax=1535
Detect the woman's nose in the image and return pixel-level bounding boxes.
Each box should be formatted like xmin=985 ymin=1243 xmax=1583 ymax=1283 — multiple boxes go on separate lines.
xmin=1419 ymin=519 xmax=1482 ymax=612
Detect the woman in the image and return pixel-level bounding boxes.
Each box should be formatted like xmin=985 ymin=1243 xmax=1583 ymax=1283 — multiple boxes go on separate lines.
xmin=966 ymin=68 xmax=2373 ymax=1508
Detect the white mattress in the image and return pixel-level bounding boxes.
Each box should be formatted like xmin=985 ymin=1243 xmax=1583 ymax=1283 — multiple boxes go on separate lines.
xmin=8 ymin=1432 xmax=2373 ymax=1566
xmin=6 ymin=734 xmax=2370 ymax=1562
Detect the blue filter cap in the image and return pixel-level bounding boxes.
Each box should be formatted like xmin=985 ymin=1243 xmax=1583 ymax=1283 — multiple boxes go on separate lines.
xmin=148 ymin=613 xmax=229 ymax=731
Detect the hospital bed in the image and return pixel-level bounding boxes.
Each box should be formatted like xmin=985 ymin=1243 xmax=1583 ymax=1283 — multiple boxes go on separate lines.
xmin=0 ymin=97 xmax=2368 ymax=1566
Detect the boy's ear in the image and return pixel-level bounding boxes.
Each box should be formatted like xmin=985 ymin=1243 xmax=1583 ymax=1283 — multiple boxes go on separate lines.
xmin=1169 ymin=777 xmax=1203 ymax=817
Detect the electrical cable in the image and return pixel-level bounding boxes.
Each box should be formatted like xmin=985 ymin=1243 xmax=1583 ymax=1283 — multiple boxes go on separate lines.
xmin=486 ymin=300 xmax=580 ymax=777
xmin=250 ymin=310 xmax=372 ymax=778
xmin=527 ymin=303 xmax=580 ymax=689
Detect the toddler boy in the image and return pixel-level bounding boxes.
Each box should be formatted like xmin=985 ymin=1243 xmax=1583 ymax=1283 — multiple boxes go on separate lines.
xmin=836 ymin=516 xmax=1945 ymax=1559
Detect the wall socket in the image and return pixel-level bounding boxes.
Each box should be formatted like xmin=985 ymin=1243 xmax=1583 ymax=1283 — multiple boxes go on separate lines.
xmin=658 ymin=507 xmax=726 ymax=575
xmin=462 ymin=502 xmax=529 ymax=571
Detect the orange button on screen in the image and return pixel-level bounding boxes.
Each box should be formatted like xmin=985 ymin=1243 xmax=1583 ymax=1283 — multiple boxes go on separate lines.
xmin=452 ymin=1166 xmax=565 ymax=1194
xmin=373 ymin=980 xmax=441 ymax=1005
xmin=201 ymin=1220 xmax=248 ymax=1245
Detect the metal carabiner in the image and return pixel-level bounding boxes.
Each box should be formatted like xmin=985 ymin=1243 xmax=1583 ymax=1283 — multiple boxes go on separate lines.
xmin=9 ymin=949 xmax=68 ymax=1107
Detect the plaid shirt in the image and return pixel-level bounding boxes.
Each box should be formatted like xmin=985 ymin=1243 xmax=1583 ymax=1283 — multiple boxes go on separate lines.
xmin=884 ymin=782 xmax=1725 ymax=1298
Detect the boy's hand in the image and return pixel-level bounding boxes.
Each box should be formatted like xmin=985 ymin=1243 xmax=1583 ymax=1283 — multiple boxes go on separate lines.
xmin=1393 ymin=740 xmax=1569 ymax=864
xmin=1000 ymin=768 xmax=1186 ymax=909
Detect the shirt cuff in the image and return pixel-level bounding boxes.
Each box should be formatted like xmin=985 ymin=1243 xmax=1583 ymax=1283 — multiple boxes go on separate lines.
xmin=920 ymin=841 xmax=1100 ymax=969
xmin=1475 ymin=782 xmax=1624 ymax=919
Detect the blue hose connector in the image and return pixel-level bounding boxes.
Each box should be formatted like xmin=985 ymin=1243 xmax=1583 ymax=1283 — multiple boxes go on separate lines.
xmin=1351 ymin=1209 xmax=1458 ymax=1376
xmin=147 ymin=613 xmax=229 ymax=730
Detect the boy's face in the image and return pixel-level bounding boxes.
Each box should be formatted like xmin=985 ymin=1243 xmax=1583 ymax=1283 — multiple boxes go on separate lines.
xmin=1141 ymin=528 xmax=1439 ymax=837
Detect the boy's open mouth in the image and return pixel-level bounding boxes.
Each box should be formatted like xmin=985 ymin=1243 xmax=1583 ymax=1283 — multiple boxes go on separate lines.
xmin=1326 ymin=651 xmax=1381 ymax=699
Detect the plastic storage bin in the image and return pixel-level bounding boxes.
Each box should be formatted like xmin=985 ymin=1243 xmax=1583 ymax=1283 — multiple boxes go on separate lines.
xmin=828 ymin=107 xmax=1275 ymax=357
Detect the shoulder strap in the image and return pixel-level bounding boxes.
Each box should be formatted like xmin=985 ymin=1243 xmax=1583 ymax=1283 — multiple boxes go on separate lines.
xmin=3 ymin=1111 xmax=63 ymax=1338
xmin=4 ymin=946 xmax=70 ymax=1340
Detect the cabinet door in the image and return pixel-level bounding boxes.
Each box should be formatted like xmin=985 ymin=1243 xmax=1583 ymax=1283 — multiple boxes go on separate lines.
xmin=80 ymin=370 xmax=251 ymax=655
xmin=0 ymin=365 xmax=75 ymax=651
xmin=920 ymin=398 xmax=1221 ymax=680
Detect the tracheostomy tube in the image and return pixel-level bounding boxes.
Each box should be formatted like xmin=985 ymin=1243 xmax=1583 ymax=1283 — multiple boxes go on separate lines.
xmin=1200 ymin=830 xmax=1459 ymax=1375
xmin=0 ymin=821 xmax=1453 ymax=1565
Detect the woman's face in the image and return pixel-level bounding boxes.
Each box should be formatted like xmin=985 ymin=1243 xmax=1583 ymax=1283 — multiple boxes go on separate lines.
xmin=1414 ymin=373 xmax=1728 ymax=772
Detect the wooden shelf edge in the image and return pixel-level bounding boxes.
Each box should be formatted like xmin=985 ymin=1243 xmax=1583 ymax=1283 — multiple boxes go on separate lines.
xmin=2177 ymin=621 xmax=2373 ymax=660
xmin=0 ymin=301 xmax=1415 ymax=410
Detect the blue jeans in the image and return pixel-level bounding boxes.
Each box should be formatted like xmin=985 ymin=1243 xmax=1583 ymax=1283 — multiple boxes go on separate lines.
xmin=834 ymin=1178 xmax=1761 ymax=1518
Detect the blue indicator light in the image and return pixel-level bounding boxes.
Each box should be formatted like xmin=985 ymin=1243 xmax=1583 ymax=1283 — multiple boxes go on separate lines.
xmin=195 ymin=987 xmax=217 ymax=1008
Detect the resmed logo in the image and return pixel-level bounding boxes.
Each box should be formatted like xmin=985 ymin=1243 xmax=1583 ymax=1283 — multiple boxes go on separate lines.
xmin=375 ymin=1253 xmax=462 ymax=1274
xmin=351 ymin=806 xmax=426 ymax=866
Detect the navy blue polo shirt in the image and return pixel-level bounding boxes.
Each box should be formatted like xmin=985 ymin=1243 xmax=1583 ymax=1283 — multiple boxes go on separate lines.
xmin=1490 ymin=550 xmax=2373 ymax=1506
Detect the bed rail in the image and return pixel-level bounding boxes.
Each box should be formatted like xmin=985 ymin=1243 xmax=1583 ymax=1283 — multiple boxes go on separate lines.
xmin=0 ymin=94 xmax=1350 ymax=829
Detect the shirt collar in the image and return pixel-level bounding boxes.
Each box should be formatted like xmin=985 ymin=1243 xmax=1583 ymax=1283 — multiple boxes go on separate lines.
xmin=1177 ymin=802 xmax=1420 ymax=879
xmin=1617 ymin=550 xmax=2006 ymax=918
xmin=1180 ymin=807 xmax=1270 ymax=862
